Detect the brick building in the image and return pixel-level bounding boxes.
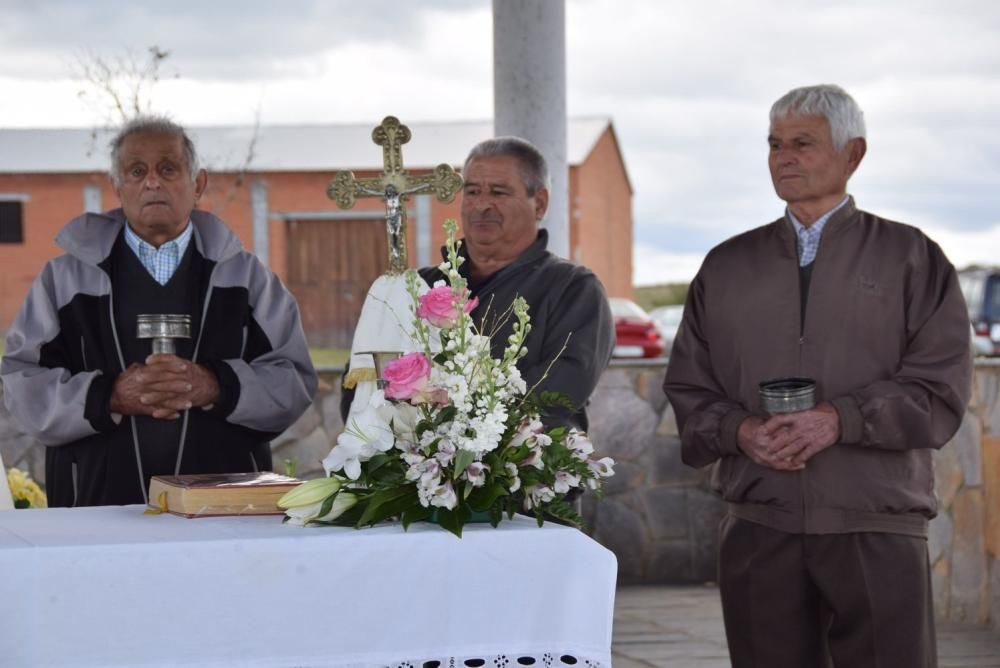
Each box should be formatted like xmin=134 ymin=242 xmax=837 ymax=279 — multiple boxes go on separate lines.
xmin=0 ymin=118 xmax=633 ymax=346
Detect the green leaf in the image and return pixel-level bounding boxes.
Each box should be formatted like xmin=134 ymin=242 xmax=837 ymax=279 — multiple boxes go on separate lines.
xmin=434 ymin=405 xmax=458 ymax=427
xmin=365 ymin=453 xmax=392 ymax=475
xmin=433 ymin=506 xmax=468 ymax=538
xmin=356 ymin=486 xmax=417 ymax=527
xmin=468 ymin=482 xmax=509 ymax=512
xmin=401 ymin=505 xmax=433 ymax=530
xmin=452 ymin=449 xmax=475 ymax=479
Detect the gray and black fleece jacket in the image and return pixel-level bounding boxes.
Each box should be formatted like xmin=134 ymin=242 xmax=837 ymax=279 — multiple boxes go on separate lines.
xmin=1 ymin=208 xmax=318 ymax=507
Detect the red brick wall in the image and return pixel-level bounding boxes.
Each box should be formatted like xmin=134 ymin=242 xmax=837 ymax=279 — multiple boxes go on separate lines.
xmin=572 ymin=127 xmax=634 ymax=298
xmin=0 ymin=151 xmax=632 ymax=332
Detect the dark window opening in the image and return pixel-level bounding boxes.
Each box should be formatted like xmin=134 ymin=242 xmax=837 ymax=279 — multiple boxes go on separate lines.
xmin=0 ymin=201 xmax=24 ymax=243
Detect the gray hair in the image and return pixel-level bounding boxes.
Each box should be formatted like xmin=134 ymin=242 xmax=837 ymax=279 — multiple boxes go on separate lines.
xmin=109 ymin=115 xmax=199 ymax=187
xmin=463 ymin=136 xmax=550 ymax=196
xmin=770 ymin=84 xmax=866 ymax=150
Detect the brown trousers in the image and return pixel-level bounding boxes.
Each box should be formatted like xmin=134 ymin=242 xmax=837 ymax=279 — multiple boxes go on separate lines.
xmin=718 ymin=514 xmax=937 ymax=668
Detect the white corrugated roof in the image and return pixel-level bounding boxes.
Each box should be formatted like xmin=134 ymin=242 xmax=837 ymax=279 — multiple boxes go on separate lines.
xmin=0 ymin=118 xmax=611 ymax=174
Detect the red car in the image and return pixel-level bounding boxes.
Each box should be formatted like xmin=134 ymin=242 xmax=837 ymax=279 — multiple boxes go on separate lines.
xmin=609 ymin=298 xmax=666 ymax=358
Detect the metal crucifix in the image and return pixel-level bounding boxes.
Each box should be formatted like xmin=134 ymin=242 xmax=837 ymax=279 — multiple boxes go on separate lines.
xmin=326 ymin=116 xmax=464 ymax=274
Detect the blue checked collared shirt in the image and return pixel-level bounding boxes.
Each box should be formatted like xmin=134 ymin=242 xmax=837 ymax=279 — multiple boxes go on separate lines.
xmin=787 ymin=196 xmax=849 ymax=267
xmin=124 ymin=222 xmax=194 ymax=285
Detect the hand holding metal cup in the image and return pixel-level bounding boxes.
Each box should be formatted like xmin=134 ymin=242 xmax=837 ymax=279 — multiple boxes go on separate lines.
xmin=758 ymin=377 xmax=816 ymax=415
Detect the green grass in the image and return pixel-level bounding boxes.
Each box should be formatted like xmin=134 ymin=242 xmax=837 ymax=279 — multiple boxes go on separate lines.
xmin=634 ymin=283 xmax=690 ymax=311
xmin=309 ymin=348 xmax=351 ymax=368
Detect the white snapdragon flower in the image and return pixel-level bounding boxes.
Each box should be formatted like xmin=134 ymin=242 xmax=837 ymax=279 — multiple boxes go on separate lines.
xmin=524 ymin=484 xmax=556 ymax=510
xmin=464 ymin=461 xmax=489 ymax=487
xmin=505 ymin=462 xmax=521 ymax=493
xmin=428 ymin=480 xmax=458 ymax=510
xmin=553 ymin=471 xmax=581 ymax=494
xmin=510 ymin=416 xmax=544 ymax=448
xmin=566 ymin=429 xmax=594 ymax=461
xmin=506 ymin=366 xmax=527 ymax=395
xmin=435 ymin=438 xmax=457 ymax=466
xmin=521 ymin=447 xmax=545 ymax=470
xmin=588 ymin=456 xmax=616 ymax=478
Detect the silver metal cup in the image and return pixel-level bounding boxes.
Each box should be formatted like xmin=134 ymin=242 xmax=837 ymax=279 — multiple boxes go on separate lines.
xmin=137 ymin=314 xmax=192 ymax=355
xmin=759 ymin=377 xmax=816 ymax=414
xmin=356 ymin=350 xmax=402 ymax=390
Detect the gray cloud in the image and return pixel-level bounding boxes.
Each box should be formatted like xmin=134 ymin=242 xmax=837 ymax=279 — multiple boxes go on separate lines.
xmin=0 ymin=0 xmax=486 ymax=80
xmin=0 ymin=0 xmax=997 ymax=281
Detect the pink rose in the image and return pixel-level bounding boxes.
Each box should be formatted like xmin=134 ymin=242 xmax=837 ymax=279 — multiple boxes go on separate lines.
xmin=416 ymin=286 xmax=479 ymax=329
xmin=383 ymin=352 xmax=432 ymax=401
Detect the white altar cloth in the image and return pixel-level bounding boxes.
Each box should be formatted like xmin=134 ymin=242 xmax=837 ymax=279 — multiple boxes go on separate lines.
xmin=0 ymin=506 xmax=616 ymax=667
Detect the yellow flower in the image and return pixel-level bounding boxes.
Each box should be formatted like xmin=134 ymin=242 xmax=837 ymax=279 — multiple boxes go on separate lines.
xmin=7 ymin=468 xmax=47 ymax=509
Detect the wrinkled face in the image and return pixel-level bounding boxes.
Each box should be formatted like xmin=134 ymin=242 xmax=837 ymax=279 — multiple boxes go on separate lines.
xmin=114 ymin=132 xmax=206 ymax=246
xmin=460 ymin=155 xmax=548 ymax=258
xmin=767 ymin=114 xmax=857 ymax=208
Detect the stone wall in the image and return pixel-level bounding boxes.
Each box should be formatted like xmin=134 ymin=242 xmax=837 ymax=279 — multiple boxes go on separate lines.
xmin=2 ymin=360 xmax=999 ymax=630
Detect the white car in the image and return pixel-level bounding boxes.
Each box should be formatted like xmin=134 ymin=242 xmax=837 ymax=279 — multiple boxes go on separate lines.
xmin=648 ymin=305 xmax=684 ymax=353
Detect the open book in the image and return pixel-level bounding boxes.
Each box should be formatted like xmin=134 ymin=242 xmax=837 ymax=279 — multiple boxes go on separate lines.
xmin=147 ymin=472 xmax=301 ymax=518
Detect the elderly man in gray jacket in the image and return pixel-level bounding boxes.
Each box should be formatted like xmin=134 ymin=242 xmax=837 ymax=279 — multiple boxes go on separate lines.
xmin=2 ymin=116 xmax=317 ymax=507
xmin=664 ymin=85 xmax=972 ymax=667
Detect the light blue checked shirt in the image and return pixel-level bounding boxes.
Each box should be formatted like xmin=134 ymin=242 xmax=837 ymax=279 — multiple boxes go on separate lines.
xmin=787 ymin=196 xmax=849 ymax=267
xmin=124 ymin=222 xmax=193 ymax=285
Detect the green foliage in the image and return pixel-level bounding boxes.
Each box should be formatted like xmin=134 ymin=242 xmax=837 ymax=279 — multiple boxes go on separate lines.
xmin=634 ymin=283 xmax=690 ymax=311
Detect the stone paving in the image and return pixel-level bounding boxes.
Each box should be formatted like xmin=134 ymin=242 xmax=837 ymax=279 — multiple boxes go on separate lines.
xmin=612 ymin=585 xmax=1000 ymax=668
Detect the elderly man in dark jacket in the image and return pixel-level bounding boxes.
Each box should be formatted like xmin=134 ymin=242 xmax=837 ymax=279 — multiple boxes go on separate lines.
xmin=664 ymin=85 xmax=972 ymax=667
xmin=419 ymin=137 xmax=615 ymax=431
xmin=1 ymin=116 xmax=317 ymax=507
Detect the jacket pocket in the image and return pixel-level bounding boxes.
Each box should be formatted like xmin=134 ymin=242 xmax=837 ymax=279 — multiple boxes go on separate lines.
xmin=713 ymin=456 xmax=794 ymax=509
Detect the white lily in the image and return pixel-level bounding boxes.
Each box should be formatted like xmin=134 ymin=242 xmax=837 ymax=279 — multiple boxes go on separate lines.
xmin=277 ymin=476 xmax=341 ymax=509
xmin=284 ymin=492 xmax=359 ymax=527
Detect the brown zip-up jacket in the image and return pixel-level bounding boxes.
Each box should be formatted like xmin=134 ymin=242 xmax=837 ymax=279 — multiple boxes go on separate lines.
xmin=664 ymin=198 xmax=973 ymax=537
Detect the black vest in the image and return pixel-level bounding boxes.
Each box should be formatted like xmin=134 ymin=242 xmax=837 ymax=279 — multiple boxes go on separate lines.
xmin=111 ymin=233 xmax=207 ymax=479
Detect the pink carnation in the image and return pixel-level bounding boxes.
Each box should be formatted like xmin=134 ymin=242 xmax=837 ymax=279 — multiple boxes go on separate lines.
xmin=416 ymin=286 xmax=479 ymax=329
xmin=383 ymin=352 xmax=432 ymax=401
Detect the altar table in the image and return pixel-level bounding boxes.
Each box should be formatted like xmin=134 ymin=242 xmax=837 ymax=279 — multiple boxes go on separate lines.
xmin=0 ymin=506 xmax=616 ymax=667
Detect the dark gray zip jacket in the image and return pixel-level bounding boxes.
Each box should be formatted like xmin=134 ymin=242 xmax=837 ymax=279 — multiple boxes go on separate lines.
xmin=420 ymin=229 xmax=615 ymax=431
xmin=1 ymin=209 xmax=317 ymax=506
xmin=664 ymin=199 xmax=972 ymax=537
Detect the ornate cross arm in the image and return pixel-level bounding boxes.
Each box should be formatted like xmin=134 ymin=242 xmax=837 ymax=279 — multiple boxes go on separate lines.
xmin=325 ymin=116 xmax=464 ymax=275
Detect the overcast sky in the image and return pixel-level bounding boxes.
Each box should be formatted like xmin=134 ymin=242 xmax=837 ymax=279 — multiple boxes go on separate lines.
xmin=1 ymin=0 xmax=997 ymax=285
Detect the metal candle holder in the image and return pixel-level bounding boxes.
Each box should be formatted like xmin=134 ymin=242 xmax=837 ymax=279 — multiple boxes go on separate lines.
xmin=137 ymin=314 xmax=192 ymax=355
xmin=759 ymin=377 xmax=816 ymax=414
xmin=357 ymin=350 xmax=402 ymax=390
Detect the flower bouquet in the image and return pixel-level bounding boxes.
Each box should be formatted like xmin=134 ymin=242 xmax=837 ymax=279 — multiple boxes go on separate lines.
xmin=7 ymin=467 xmax=48 ymax=509
xmin=280 ymin=220 xmax=614 ymax=537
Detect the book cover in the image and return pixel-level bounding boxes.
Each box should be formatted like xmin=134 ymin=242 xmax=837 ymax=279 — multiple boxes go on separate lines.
xmin=147 ymin=471 xmax=301 ymax=518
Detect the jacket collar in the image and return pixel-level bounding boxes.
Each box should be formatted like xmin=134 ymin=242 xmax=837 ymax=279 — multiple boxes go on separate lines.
xmin=776 ymin=196 xmax=859 ymax=252
xmin=57 ymin=208 xmax=244 ymax=266
xmin=444 ymin=228 xmax=551 ymax=282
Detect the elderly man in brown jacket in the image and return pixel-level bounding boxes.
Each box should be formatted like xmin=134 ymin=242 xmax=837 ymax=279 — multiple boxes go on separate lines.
xmin=664 ymin=84 xmax=973 ymax=667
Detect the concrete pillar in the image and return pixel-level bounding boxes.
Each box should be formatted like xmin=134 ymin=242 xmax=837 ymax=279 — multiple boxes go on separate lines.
xmin=492 ymin=0 xmax=568 ymax=258
xmin=82 ymin=185 xmax=102 ymax=214
xmin=251 ymin=179 xmax=269 ymax=268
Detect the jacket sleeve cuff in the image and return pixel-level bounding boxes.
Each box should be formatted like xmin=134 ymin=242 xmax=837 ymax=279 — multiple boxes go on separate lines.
xmin=200 ymin=360 xmax=241 ymax=418
xmin=84 ymin=373 xmax=119 ymax=433
xmin=830 ymin=395 xmax=863 ymax=444
xmin=720 ymin=408 xmax=754 ymax=456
